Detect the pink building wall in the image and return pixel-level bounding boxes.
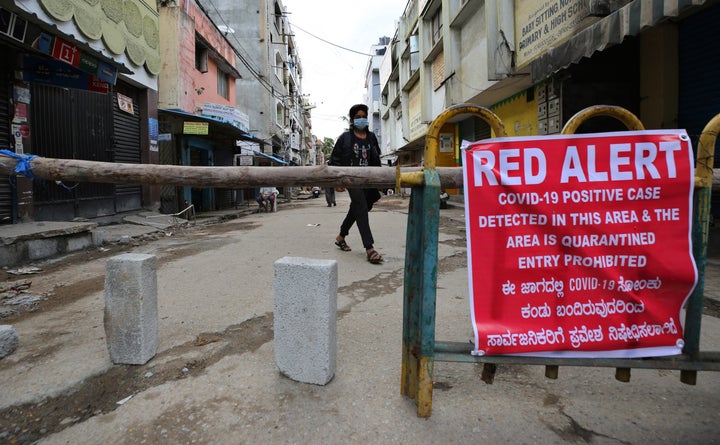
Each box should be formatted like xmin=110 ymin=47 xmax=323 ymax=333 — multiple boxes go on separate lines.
xmin=169 ymin=0 xmax=238 ymax=113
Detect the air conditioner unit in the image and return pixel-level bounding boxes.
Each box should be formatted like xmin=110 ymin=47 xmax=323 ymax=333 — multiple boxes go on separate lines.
xmin=373 ymin=100 xmax=380 ymax=113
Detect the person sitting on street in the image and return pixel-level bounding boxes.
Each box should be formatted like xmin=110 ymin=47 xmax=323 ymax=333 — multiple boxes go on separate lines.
xmin=256 ymin=186 xmax=278 ymax=212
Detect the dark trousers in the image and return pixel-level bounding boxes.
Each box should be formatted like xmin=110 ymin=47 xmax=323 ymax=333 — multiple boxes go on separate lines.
xmin=325 ymin=187 xmax=335 ymax=205
xmin=340 ymin=188 xmax=376 ymax=249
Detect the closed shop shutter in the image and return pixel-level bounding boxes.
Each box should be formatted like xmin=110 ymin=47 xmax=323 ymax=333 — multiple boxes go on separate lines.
xmin=215 ymin=188 xmax=232 ymax=209
xmin=112 ymin=83 xmax=142 ymax=212
xmin=459 ymin=117 xmax=490 ymax=145
xmin=0 ymin=68 xmax=12 ymax=224
xmin=30 ymin=84 xmax=115 ymax=220
xmin=679 ymin=4 xmax=720 ymax=214
xmin=455 ymin=117 xmax=491 ymax=171
xmin=679 ymin=4 xmax=720 ymax=165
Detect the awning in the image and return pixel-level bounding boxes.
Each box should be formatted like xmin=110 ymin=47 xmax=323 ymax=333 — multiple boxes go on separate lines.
xmin=253 ymin=150 xmax=288 ymax=165
xmin=395 ymin=134 xmax=426 ymax=153
xmin=531 ymin=0 xmax=708 ymax=81
xmin=159 ymin=108 xmax=266 ymax=145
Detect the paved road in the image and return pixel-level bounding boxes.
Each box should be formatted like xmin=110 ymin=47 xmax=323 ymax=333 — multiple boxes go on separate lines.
xmin=1 ymin=194 xmax=719 ymax=444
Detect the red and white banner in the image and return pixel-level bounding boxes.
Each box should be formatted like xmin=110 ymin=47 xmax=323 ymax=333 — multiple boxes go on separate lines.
xmin=462 ymin=131 xmax=697 ymax=357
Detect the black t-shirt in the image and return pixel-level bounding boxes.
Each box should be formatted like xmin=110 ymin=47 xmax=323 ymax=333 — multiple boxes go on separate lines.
xmin=329 ymin=131 xmax=381 ymax=167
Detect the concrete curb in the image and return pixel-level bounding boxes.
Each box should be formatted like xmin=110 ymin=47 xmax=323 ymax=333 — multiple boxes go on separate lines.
xmin=0 ymin=324 xmax=18 ymax=358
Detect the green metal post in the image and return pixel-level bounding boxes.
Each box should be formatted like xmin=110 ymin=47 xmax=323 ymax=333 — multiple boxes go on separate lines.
xmin=401 ymin=170 xmax=440 ymax=417
xmin=400 ymin=104 xmax=506 ymax=417
xmin=683 ymin=113 xmax=720 ymax=366
xmin=399 ymin=105 xmax=720 ymax=416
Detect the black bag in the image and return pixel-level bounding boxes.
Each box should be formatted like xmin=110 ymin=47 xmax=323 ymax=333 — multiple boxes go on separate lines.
xmin=366 ymin=188 xmax=381 ymax=205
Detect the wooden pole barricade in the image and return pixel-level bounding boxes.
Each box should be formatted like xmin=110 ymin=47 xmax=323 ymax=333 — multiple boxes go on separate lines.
xmin=0 ymin=155 xmax=465 ymax=189
xmin=2 ymin=105 xmax=720 ymax=418
xmin=401 ymin=104 xmax=720 ymax=418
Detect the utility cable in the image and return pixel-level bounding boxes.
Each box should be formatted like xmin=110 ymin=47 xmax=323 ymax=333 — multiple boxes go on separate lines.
xmin=289 ymin=22 xmax=374 ymax=57
xmin=196 ymin=0 xmax=287 ymax=101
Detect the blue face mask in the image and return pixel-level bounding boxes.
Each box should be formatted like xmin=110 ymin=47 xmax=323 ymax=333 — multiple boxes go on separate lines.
xmin=353 ymin=117 xmax=369 ymax=129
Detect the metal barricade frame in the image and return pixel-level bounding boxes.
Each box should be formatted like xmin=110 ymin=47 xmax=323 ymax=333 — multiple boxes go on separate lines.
xmin=1 ymin=104 xmax=719 ymax=419
xmin=399 ymin=103 xmax=720 ymax=417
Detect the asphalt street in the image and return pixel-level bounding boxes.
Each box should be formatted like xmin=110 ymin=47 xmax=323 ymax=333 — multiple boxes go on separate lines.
xmin=1 ymin=193 xmax=719 ymax=444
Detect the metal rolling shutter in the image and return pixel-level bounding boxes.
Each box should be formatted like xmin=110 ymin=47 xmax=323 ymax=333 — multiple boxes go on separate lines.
xmin=112 ymin=86 xmax=142 ymax=212
xmin=215 ymin=188 xmax=232 ymax=208
xmin=0 ymin=45 xmax=13 ymax=223
xmin=459 ymin=117 xmax=491 ymax=145
xmin=0 ymin=77 xmax=11 ymax=224
xmin=678 ymin=4 xmax=720 ymax=214
xmin=679 ymin=4 xmax=720 ymax=165
xmin=30 ymin=84 xmax=115 ymax=220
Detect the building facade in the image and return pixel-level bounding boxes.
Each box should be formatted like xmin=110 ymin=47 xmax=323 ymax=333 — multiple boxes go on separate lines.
xmin=379 ymin=0 xmax=720 ymax=196
xmin=157 ymin=0 xmax=272 ymax=213
xmin=199 ymin=0 xmax=312 ymax=167
xmin=364 ymin=36 xmax=391 ymax=160
xmin=1 ymin=0 xmax=160 ymax=224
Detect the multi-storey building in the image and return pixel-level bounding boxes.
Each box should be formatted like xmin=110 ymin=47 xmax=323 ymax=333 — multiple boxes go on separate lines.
xmin=380 ymin=0 xmax=719 ymax=197
xmin=364 ymin=37 xmax=392 ymax=161
xmin=298 ymin=99 xmax=316 ymax=166
xmin=199 ymin=0 xmax=310 ymax=167
xmin=1 ymin=0 xmax=160 ymax=223
xmin=158 ymin=0 xmax=272 ymax=213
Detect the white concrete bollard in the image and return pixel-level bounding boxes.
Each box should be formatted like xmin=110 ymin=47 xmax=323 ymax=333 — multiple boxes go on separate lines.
xmin=104 ymin=253 xmax=158 ymax=365
xmin=274 ymin=257 xmax=337 ymax=385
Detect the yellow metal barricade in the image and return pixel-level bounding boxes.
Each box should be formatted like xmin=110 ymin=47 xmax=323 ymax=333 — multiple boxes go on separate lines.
xmin=400 ymin=104 xmax=720 ymax=417
xmin=2 ymin=104 xmax=719 ymax=419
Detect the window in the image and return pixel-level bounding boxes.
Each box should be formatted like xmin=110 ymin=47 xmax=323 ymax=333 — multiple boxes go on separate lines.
xmin=0 ymin=8 xmax=27 ymax=42
xmin=274 ymin=2 xmax=283 ymax=33
xmin=0 ymin=9 xmax=10 ymax=35
xmin=275 ymin=52 xmax=283 ymax=79
xmin=195 ymin=37 xmax=208 ymax=73
xmin=276 ymin=102 xmax=284 ymax=126
xmin=217 ymin=70 xmax=228 ymax=99
xmin=409 ymin=34 xmax=420 ymax=76
xmin=431 ymin=8 xmax=442 ymax=46
xmin=432 ymin=51 xmax=445 ymax=91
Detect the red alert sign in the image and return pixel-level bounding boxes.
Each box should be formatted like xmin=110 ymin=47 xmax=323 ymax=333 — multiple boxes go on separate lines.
xmin=462 ymin=131 xmax=697 ymax=357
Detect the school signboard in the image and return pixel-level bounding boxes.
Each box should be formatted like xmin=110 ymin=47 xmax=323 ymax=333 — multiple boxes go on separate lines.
xmin=462 ymin=131 xmax=697 ymax=357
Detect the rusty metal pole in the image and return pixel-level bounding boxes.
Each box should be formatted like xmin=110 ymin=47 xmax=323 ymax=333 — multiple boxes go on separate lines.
xmin=682 ymin=113 xmax=720 ymax=384
xmin=561 ymin=105 xmax=645 ymax=134
xmin=399 ymin=104 xmax=505 ymax=417
xmin=562 ymin=105 xmax=646 ymax=383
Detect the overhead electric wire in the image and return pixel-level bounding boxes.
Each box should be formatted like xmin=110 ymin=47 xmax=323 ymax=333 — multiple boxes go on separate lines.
xmin=196 ymin=0 xmax=287 ymax=102
xmin=191 ymin=0 xmax=374 ymax=140
xmin=289 ymin=23 xmax=374 ymax=56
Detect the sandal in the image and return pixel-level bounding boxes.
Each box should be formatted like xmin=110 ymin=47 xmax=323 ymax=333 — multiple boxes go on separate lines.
xmin=366 ymin=249 xmax=383 ymax=264
xmin=335 ymin=239 xmax=352 ymax=251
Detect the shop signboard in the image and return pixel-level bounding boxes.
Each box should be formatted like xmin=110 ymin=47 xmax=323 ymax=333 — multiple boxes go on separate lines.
xmin=203 ymin=102 xmax=250 ymax=133
xmin=183 ymin=122 xmax=209 ymax=135
xmin=514 ymin=0 xmax=598 ymax=68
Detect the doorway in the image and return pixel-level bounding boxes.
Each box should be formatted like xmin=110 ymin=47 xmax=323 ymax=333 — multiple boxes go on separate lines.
xmin=182 ymin=138 xmax=215 ymax=212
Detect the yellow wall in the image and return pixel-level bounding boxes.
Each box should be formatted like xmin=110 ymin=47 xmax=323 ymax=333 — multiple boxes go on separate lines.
xmin=490 ymin=89 xmax=539 ymax=137
xmin=436 ymin=123 xmax=458 ymax=194
xmin=438 ymin=87 xmax=541 ymax=195
xmin=437 ymin=123 xmax=456 ymax=167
